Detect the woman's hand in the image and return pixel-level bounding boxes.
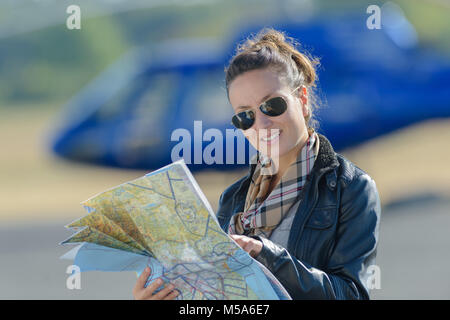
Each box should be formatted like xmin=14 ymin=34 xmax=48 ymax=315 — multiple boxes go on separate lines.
xmin=229 ymin=234 xmax=263 ymax=258
xmin=132 ymin=267 xmax=179 ymax=300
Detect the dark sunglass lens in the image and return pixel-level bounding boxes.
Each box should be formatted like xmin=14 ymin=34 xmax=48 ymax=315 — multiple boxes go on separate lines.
xmin=260 ymin=97 xmax=287 ymax=116
xmin=232 ymin=110 xmax=255 ymax=130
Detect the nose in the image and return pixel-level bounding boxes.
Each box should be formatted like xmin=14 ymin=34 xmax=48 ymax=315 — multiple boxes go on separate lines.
xmin=253 ymin=108 xmax=273 ymax=130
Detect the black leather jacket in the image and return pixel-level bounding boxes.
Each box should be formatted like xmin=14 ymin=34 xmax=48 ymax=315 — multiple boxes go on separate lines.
xmin=216 ymin=134 xmax=381 ymax=299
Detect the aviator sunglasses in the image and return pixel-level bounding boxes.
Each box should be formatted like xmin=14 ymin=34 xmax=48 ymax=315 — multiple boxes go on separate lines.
xmin=231 ymin=87 xmax=301 ymax=130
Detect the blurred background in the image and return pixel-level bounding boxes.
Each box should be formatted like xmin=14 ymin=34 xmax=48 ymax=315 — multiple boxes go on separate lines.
xmin=0 ymin=0 xmax=449 ymax=299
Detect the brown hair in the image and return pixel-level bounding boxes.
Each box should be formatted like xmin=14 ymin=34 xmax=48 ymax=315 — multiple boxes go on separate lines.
xmin=225 ymin=27 xmax=321 ymax=131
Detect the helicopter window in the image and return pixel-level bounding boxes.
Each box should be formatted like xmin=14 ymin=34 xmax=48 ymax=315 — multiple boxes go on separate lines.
xmin=132 ymin=72 xmax=179 ymax=121
xmin=95 ymin=72 xmax=178 ymax=123
xmin=109 ymin=72 xmax=180 ymax=166
xmin=183 ymin=69 xmax=233 ymax=125
xmin=94 ymin=78 xmax=140 ymax=121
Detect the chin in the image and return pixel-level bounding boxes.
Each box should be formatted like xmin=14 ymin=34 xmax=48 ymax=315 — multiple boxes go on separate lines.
xmin=259 ymin=144 xmax=288 ymax=160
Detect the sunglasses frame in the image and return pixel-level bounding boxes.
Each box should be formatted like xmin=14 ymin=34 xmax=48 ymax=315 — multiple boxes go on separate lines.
xmin=230 ymin=86 xmax=301 ymax=130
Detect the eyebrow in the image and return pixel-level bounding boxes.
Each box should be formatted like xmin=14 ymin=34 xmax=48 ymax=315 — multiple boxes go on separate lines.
xmin=236 ymin=91 xmax=276 ymax=111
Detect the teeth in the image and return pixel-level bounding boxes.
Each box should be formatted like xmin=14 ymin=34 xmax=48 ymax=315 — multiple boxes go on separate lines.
xmin=262 ymin=131 xmax=280 ymax=142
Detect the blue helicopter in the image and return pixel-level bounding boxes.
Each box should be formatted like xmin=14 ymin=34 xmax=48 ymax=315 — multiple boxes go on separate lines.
xmin=49 ymin=12 xmax=450 ymax=172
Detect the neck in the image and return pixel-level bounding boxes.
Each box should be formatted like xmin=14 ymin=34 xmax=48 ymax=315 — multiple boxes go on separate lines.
xmin=272 ymin=132 xmax=309 ymax=180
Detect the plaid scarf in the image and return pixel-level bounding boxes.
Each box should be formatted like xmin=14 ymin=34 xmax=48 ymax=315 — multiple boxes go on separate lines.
xmin=228 ymin=130 xmax=319 ymax=238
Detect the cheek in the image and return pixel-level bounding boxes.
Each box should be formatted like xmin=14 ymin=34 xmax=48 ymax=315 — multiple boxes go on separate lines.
xmin=275 ymin=110 xmax=299 ymax=133
xmin=284 ymin=105 xmax=305 ymax=128
xmin=277 ymin=109 xmax=307 ymax=147
xmin=243 ymin=130 xmax=258 ymax=147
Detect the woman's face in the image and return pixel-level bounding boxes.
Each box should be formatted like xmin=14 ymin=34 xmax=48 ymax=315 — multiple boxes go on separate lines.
xmin=228 ymin=68 xmax=309 ymax=161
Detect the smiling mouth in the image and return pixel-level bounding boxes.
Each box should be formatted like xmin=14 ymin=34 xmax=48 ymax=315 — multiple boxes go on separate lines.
xmin=261 ymin=130 xmax=281 ymax=142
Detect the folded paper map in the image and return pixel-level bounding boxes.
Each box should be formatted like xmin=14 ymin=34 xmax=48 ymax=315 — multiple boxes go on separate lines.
xmin=60 ymin=160 xmax=291 ymax=300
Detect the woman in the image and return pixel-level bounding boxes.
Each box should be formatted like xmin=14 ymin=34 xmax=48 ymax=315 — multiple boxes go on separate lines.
xmin=133 ymin=28 xmax=381 ymax=300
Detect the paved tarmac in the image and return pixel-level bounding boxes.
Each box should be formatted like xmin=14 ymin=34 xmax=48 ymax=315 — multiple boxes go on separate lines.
xmin=0 ymin=196 xmax=448 ymax=300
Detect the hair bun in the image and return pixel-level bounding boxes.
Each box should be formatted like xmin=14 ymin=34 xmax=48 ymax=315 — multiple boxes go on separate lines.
xmin=238 ymin=28 xmax=317 ymax=86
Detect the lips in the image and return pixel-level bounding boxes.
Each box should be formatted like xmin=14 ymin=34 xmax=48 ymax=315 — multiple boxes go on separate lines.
xmin=261 ymin=129 xmax=281 ymax=143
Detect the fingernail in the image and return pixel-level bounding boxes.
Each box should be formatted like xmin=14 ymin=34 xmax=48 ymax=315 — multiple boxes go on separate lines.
xmin=145 ymin=267 xmax=150 ymax=273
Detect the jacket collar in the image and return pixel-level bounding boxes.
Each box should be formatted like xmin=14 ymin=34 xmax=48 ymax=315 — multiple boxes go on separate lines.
xmin=313 ymin=133 xmax=340 ymax=173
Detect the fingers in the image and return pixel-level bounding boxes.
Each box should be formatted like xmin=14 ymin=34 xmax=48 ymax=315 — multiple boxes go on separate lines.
xmin=229 ymin=234 xmax=245 ymax=247
xmin=133 ymin=267 xmax=151 ymax=298
xmin=229 ymin=234 xmax=262 ymax=257
xmin=133 ymin=267 xmax=166 ymax=300
xmin=163 ymin=289 xmax=180 ymax=300
xmin=133 ymin=267 xmax=179 ymax=300
xmin=230 ymin=234 xmax=250 ymax=249
xmin=244 ymin=242 xmax=255 ymax=254
xmin=135 ymin=267 xmax=151 ymax=289
xmin=151 ymin=283 xmax=177 ymax=300
xmin=243 ymin=241 xmax=258 ymax=257
xmin=141 ymin=278 xmax=164 ymax=299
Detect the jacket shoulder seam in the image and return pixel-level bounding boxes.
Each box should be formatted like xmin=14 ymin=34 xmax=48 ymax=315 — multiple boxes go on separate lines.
xmin=336 ymin=154 xmax=371 ymax=188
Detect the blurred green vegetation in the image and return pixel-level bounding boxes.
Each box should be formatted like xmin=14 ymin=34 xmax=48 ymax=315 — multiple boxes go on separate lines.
xmin=0 ymin=2 xmax=248 ymax=108
xmin=0 ymin=15 xmax=127 ymax=104
xmin=397 ymin=0 xmax=450 ymax=52
xmin=0 ymin=0 xmax=448 ymax=109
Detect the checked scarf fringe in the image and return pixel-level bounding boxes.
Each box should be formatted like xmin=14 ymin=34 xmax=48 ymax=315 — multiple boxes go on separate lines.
xmin=228 ymin=130 xmax=319 ymax=238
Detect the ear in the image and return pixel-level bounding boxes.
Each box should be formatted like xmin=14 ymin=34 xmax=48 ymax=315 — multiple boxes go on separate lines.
xmin=300 ymin=85 xmax=308 ymax=105
xmin=299 ymin=86 xmax=308 ymax=117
